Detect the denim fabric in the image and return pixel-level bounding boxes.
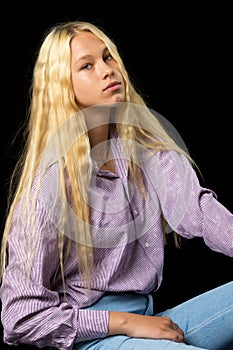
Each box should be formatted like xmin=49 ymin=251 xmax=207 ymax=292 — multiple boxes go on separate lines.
xmin=74 ymin=281 xmax=233 ymax=350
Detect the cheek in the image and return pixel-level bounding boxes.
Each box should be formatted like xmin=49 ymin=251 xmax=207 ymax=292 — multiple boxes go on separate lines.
xmin=72 ymin=76 xmax=91 ymax=100
xmin=72 ymin=76 xmax=99 ymax=109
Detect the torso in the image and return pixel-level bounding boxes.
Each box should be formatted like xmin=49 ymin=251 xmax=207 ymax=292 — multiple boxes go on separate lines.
xmin=100 ymin=159 xmax=116 ymax=173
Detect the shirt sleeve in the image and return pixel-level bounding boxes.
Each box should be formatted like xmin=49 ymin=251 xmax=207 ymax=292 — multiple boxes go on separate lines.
xmin=0 ymin=195 xmax=109 ymax=350
xmin=148 ymin=150 xmax=233 ymax=256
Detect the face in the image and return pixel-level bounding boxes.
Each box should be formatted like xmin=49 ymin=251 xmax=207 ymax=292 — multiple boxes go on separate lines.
xmin=70 ymin=31 xmax=125 ymax=110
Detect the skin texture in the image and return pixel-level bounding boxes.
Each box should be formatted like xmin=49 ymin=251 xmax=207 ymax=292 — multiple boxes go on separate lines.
xmin=71 ymin=31 xmax=125 ymax=109
xmin=70 ymin=30 xmax=185 ymax=343
xmin=109 ymin=312 xmax=184 ymax=343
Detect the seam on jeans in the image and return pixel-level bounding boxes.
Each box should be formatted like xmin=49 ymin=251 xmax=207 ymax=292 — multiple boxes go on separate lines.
xmin=186 ymin=305 xmax=233 ymax=336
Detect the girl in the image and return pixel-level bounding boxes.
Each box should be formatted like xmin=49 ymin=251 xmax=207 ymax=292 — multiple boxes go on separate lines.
xmin=1 ymin=21 xmax=232 ymax=350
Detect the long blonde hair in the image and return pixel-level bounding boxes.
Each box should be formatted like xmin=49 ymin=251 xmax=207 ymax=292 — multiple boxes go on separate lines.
xmin=0 ymin=21 xmax=193 ymax=286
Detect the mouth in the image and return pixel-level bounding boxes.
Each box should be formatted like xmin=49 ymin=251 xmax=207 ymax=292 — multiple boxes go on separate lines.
xmin=103 ymin=81 xmax=121 ymax=92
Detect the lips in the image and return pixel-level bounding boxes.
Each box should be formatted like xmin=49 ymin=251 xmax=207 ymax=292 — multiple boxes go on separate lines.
xmin=103 ymin=81 xmax=121 ymax=91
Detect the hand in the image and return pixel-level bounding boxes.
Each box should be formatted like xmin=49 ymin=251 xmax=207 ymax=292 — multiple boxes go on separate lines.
xmin=109 ymin=312 xmax=184 ymax=343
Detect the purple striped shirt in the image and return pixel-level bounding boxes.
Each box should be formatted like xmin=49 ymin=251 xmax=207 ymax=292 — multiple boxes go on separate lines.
xmin=1 ymin=138 xmax=233 ymax=350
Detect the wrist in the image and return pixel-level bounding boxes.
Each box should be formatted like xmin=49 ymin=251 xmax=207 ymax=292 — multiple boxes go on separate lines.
xmin=109 ymin=311 xmax=129 ymax=336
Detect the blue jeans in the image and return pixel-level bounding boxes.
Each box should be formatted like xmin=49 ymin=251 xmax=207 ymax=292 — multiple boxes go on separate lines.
xmin=74 ymin=281 xmax=233 ymax=350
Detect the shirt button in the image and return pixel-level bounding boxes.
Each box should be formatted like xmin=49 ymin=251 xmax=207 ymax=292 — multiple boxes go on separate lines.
xmin=145 ymin=242 xmax=150 ymax=248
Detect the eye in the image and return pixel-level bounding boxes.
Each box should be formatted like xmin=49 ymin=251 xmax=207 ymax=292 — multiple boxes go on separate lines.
xmin=103 ymin=53 xmax=113 ymax=62
xmin=81 ymin=63 xmax=92 ymax=70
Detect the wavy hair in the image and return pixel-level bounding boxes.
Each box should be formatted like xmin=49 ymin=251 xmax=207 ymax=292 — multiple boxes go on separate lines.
xmin=0 ymin=21 xmax=193 ymax=287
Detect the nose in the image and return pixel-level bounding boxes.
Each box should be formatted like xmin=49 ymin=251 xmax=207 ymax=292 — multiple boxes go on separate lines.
xmin=98 ymin=60 xmax=114 ymax=79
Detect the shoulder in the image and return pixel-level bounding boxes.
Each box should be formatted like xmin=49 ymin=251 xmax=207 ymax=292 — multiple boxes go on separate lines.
xmin=144 ymin=149 xmax=193 ymax=175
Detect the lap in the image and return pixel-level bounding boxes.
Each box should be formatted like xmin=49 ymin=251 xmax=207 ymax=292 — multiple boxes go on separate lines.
xmin=52 ymin=281 xmax=233 ymax=350
xmin=76 ymin=336 xmax=207 ymax=349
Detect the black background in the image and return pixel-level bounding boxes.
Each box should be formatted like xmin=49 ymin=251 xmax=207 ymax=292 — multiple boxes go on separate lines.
xmin=1 ymin=3 xmax=233 ymax=349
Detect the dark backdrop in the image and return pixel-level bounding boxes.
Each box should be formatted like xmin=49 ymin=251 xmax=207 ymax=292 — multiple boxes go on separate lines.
xmin=1 ymin=3 xmax=232 ymax=349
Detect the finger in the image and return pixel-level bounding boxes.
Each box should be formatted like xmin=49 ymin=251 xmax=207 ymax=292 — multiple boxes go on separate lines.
xmin=173 ymin=322 xmax=184 ymax=336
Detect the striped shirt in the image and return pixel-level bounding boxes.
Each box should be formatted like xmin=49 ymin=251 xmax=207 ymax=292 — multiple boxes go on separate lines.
xmin=1 ymin=137 xmax=233 ymax=350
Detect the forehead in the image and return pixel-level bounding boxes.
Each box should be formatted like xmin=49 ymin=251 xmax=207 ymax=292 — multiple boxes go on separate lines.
xmin=71 ymin=31 xmax=106 ymax=59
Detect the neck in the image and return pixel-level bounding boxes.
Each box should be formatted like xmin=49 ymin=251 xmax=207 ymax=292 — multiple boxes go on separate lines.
xmin=84 ymin=105 xmax=112 ymax=157
xmin=88 ymin=124 xmax=109 ymax=149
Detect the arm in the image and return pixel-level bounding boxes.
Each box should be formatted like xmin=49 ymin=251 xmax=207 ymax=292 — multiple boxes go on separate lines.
xmin=109 ymin=312 xmax=184 ymax=342
xmin=0 ymin=197 xmax=109 ymax=350
xmin=150 ymin=150 xmax=233 ymax=256
xmin=1 ymin=195 xmax=184 ymax=348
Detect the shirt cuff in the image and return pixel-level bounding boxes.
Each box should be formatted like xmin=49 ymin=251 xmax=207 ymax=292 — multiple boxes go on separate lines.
xmin=75 ymin=309 xmax=109 ymax=342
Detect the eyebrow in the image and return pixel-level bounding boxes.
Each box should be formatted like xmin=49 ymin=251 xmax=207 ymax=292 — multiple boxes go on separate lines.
xmin=75 ymin=54 xmax=92 ymax=63
xmin=75 ymin=47 xmax=109 ymax=65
